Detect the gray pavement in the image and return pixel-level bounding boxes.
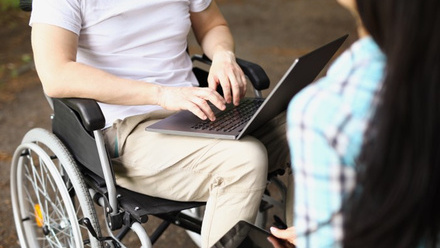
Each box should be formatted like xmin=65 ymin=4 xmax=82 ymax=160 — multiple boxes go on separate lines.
xmin=0 ymin=0 xmax=356 ymax=247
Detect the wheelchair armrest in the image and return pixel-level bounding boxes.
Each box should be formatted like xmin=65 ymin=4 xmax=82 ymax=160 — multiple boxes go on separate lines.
xmin=19 ymin=0 xmax=32 ymax=11
xmin=56 ymin=54 xmax=269 ymax=132
xmin=58 ymin=98 xmax=106 ymax=132
xmin=192 ymin=54 xmax=270 ymax=91
xmin=52 ymin=98 xmax=107 ymax=178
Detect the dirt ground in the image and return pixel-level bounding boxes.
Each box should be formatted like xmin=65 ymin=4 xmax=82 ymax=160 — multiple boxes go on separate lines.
xmin=0 ymin=0 xmax=356 ymax=247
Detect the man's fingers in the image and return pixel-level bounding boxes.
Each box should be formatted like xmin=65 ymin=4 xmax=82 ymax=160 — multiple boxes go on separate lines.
xmin=190 ymin=88 xmax=226 ymax=121
xmin=218 ymin=72 xmax=246 ymax=106
xmin=240 ymin=74 xmax=247 ymax=98
xmin=218 ymin=77 xmax=232 ymax=104
xmin=228 ymin=72 xmax=244 ymax=106
xmin=186 ymin=102 xmax=208 ymax=120
xmin=191 ymin=96 xmax=216 ymax=121
xmin=198 ymin=88 xmax=226 ymax=109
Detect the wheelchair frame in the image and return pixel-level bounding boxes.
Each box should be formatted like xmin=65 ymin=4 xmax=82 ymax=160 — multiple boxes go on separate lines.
xmin=10 ymin=54 xmax=288 ymax=248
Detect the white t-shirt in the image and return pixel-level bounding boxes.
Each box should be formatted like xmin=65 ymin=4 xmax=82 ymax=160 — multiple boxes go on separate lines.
xmin=30 ymin=0 xmax=212 ymax=127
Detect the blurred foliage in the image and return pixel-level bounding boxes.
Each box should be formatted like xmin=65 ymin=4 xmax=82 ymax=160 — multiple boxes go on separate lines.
xmin=0 ymin=0 xmax=19 ymax=11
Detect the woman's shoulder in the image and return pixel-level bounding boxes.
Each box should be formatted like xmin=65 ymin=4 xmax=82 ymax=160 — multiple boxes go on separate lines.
xmin=287 ymin=75 xmax=347 ymax=132
xmin=289 ymin=38 xmax=385 ymax=118
xmin=288 ymin=37 xmax=385 ymax=137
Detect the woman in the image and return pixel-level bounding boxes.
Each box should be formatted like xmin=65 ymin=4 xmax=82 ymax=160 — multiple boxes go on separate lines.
xmin=272 ymin=0 xmax=440 ymax=247
xmin=343 ymin=0 xmax=440 ymax=247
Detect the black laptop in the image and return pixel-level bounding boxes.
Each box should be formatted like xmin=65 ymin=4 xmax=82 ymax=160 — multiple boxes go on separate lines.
xmin=146 ymin=35 xmax=347 ymax=140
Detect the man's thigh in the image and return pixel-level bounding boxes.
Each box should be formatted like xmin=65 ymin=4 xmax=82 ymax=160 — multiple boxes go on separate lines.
xmin=105 ymin=111 xmax=269 ymax=201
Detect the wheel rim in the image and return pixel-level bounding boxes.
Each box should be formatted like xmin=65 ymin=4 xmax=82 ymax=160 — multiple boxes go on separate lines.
xmin=12 ymin=143 xmax=83 ymax=248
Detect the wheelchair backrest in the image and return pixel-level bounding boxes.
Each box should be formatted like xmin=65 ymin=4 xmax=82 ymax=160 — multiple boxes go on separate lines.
xmin=52 ymin=98 xmax=108 ymax=179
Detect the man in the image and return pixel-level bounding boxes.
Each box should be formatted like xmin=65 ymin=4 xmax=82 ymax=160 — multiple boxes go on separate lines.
xmin=30 ymin=0 xmax=288 ymax=246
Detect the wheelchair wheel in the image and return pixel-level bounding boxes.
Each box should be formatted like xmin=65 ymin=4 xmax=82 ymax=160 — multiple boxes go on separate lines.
xmin=10 ymin=128 xmax=102 ymax=248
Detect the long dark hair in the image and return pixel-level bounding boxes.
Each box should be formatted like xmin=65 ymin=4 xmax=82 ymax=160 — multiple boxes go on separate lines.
xmin=343 ymin=0 xmax=440 ymax=247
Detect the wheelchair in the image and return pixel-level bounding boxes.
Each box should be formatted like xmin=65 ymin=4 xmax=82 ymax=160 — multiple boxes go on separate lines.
xmin=10 ymin=51 xmax=289 ymax=247
xmin=11 ymin=1 xmax=289 ymax=247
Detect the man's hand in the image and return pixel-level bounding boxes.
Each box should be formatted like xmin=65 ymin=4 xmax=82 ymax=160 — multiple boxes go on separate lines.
xmin=208 ymin=50 xmax=247 ymax=106
xmin=157 ymin=85 xmax=226 ymax=121
xmin=268 ymin=226 xmax=296 ymax=248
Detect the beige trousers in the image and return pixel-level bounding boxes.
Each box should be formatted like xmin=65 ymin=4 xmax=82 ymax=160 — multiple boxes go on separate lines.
xmin=103 ymin=110 xmax=289 ymax=247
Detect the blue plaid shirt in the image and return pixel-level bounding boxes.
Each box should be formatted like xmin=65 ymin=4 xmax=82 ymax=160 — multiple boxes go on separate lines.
xmin=287 ymin=37 xmax=386 ymax=247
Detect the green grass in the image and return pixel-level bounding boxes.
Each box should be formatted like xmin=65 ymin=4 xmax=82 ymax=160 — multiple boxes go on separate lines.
xmin=0 ymin=0 xmax=19 ymax=11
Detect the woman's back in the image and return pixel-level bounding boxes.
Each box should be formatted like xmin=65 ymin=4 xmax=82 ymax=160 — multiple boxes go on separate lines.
xmin=343 ymin=0 xmax=440 ymax=247
xmin=288 ymin=36 xmax=385 ymax=248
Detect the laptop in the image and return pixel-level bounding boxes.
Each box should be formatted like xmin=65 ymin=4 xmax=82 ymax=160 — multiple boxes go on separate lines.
xmin=146 ymin=35 xmax=348 ymax=140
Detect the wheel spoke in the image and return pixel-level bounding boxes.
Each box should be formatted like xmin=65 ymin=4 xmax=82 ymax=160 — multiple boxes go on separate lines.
xmin=11 ymin=129 xmax=101 ymax=248
xmin=22 ymin=152 xmax=76 ymax=247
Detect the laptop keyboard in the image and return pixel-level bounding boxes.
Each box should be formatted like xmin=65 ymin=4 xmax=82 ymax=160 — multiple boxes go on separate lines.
xmin=191 ymin=98 xmax=264 ymax=132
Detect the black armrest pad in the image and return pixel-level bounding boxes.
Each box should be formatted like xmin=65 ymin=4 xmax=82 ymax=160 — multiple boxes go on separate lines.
xmin=192 ymin=54 xmax=270 ymax=91
xmin=236 ymin=57 xmax=270 ymax=91
xmin=58 ymin=98 xmax=106 ymax=131
xmin=19 ymin=0 xmax=32 ymax=11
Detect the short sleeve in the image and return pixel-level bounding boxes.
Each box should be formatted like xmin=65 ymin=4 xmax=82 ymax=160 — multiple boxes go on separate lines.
xmin=30 ymin=0 xmax=82 ymax=35
xmin=189 ymin=0 xmax=212 ymax=12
